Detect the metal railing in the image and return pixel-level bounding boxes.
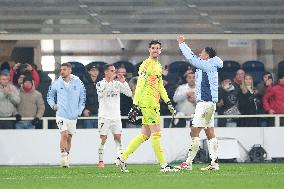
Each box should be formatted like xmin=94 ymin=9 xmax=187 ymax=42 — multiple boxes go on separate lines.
xmin=0 ymin=114 xmax=283 ymax=129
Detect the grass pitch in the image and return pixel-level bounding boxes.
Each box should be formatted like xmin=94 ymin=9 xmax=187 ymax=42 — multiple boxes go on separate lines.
xmin=0 ymin=163 xmax=283 ymax=189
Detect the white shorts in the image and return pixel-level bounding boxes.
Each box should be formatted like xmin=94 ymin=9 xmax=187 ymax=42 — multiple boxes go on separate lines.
xmin=192 ymin=102 xmax=216 ymax=128
xmin=56 ymin=116 xmax=77 ymax=135
xmin=98 ymin=117 xmax=122 ymax=135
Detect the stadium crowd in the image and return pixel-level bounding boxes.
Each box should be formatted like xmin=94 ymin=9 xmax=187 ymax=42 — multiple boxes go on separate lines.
xmin=0 ymin=59 xmax=283 ymax=129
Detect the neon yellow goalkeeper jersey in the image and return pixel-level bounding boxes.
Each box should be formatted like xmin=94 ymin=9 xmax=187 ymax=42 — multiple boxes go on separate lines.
xmin=133 ymin=57 xmax=170 ymax=108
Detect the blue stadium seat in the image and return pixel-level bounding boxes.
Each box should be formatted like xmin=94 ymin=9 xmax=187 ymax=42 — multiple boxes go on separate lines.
xmin=278 ymin=60 xmax=284 ymax=77
xmin=68 ymin=61 xmax=86 ymax=81
xmin=134 ymin=62 xmax=143 ymax=76
xmin=242 ymin=60 xmax=265 ymax=85
xmin=86 ymin=61 xmax=107 ymax=73
xmin=113 ymin=61 xmax=135 ymax=78
xmin=219 ymin=60 xmax=241 ymax=81
xmin=169 ymin=61 xmax=190 ymax=75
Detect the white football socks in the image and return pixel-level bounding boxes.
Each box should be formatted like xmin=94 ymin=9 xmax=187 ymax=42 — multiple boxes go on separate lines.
xmin=208 ymin=137 xmax=218 ymax=164
xmin=186 ymin=137 xmax=200 ymax=165
xmin=114 ymin=139 xmax=123 ymax=158
xmin=98 ymin=139 xmax=106 ymax=162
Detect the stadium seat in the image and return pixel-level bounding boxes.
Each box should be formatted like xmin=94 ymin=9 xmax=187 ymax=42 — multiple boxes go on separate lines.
xmin=0 ymin=61 xmax=10 ymax=72
xmin=113 ymin=61 xmax=135 ymax=78
xmin=113 ymin=61 xmax=135 ymax=73
xmin=219 ymin=60 xmax=241 ymax=81
xmin=68 ymin=61 xmax=86 ymax=81
xmin=278 ymin=60 xmax=284 ymax=78
xmin=86 ymin=61 xmax=107 ymax=73
xmin=134 ymin=62 xmax=143 ymax=76
xmin=242 ymin=60 xmax=265 ymax=85
xmin=168 ymin=61 xmax=190 ymax=76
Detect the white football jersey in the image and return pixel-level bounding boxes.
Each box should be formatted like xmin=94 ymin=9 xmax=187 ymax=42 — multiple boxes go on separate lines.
xmin=96 ymin=78 xmax=132 ymax=119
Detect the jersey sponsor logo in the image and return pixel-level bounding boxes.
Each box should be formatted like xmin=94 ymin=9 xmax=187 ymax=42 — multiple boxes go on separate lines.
xmin=106 ymin=90 xmax=119 ymax=98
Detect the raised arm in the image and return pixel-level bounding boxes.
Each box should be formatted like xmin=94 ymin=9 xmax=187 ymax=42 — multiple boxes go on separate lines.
xmin=178 ymin=42 xmax=209 ymax=70
xmin=177 ymin=35 xmax=223 ymax=70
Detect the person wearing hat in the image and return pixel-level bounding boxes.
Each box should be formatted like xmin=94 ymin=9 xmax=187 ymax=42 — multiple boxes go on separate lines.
xmin=217 ymin=74 xmax=240 ymax=127
xmin=82 ymin=65 xmax=101 ymax=128
xmin=263 ymin=73 xmax=284 ymax=126
xmin=15 ymin=75 xmax=45 ymax=129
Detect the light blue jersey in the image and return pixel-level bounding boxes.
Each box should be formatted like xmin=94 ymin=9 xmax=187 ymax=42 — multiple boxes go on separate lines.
xmin=47 ymin=74 xmax=86 ymax=120
xmin=179 ymin=42 xmax=223 ymax=103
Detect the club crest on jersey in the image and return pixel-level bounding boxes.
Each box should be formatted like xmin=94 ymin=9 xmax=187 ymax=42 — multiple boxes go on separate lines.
xmin=141 ymin=71 xmax=146 ymax=79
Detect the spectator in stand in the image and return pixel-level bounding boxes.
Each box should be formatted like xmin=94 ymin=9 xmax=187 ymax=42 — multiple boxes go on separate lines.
xmin=10 ymin=63 xmax=40 ymax=89
xmin=256 ymin=72 xmax=273 ymax=127
xmin=13 ymin=73 xmax=26 ymax=89
xmin=35 ymin=65 xmax=55 ymax=128
xmin=82 ymin=65 xmax=101 ymax=128
xmin=0 ymin=71 xmax=20 ymax=129
xmin=161 ymin=73 xmax=179 ymax=128
xmin=116 ymin=66 xmax=133 ymax=128
xmin=173 ymin=71 xmax=196 ymax=127
xmin=180 ymin=67 xmax=195 ymax=84
xmin=129 ymin=76 xmax=138 ymax=93
xmin=256 ymin=72 xmax=273 ymax=96
xmin=15 ymin=76 xmax=45 ymax=129
xmin=262 ymin=73 xmax=284 ymax=126
xmin=162 ymin=65 xmax=169 ymax=76
xmin=238 ymin=74 xmax=260 ymax=127
xmin=233 ymin=69 xmax=245 ymax=91
xmin=0 ymin=60 xmax=17 ymax=72
xmin=0 ymin=61 xmax=10 ymax=72
xmin=217 ymin=75 xmax=240 ymax=127
xmin=125 ymin=77 xmax=141 ymax=128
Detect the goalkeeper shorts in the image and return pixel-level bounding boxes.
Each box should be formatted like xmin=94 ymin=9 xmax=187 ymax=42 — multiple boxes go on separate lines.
xmin=140 ymin=107 xmax=160 ymax=125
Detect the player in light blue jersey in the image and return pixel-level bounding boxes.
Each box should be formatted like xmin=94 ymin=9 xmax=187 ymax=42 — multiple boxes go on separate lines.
xmin=47 ymin=63 xmax=86 ymax=167
xmin=175 ymin=35 xmax=223 ymax=171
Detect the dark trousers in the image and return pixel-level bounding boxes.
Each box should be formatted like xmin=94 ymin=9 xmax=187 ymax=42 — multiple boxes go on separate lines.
xmin=0 ymin=120 xmax=15 ymax=129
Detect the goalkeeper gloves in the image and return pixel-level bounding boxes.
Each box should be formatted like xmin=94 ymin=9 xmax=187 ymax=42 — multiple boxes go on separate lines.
xmin=128 ymin=105 xmax=141 ymax=123
xmin=166 ymin=101 xmax=176 ymax=115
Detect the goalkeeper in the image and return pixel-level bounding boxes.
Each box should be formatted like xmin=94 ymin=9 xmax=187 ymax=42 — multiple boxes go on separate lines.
xmin=116 ymin=40 xmax=177 ymax=172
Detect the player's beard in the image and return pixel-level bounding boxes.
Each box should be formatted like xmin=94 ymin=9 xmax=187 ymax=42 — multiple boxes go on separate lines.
xmin=61 ymin=73 xmax=67 ymax=78
xmin=151 ymin=52 xmax=159 ymax=59
xmin=61 ymin=73 xmax=71 ymax=81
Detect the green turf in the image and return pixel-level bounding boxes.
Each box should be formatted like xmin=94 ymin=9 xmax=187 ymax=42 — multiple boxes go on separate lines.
xmin=0 ymin=163 xmax=283 ymax=189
